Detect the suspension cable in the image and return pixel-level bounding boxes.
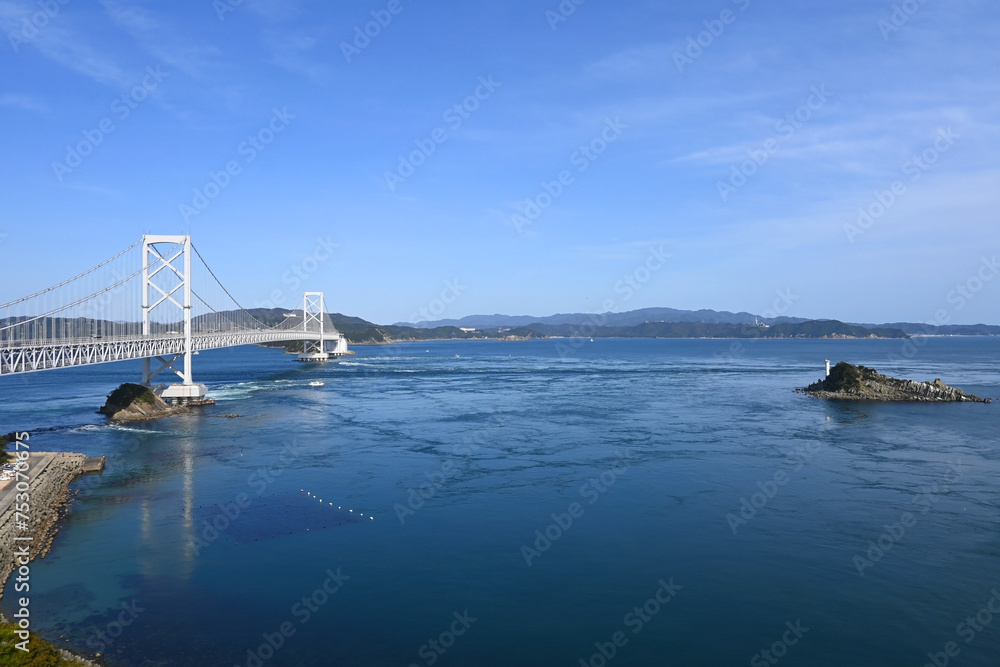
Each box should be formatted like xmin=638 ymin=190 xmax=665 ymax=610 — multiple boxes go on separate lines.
xmin=191 ymin=290 xmax=245 ymax=329
xmin=191 ymin=243 xmax=273 ymax=330
xmin=0 ymin=263 xmax=145 ymax=333
xmin=0 ymin=239 xmax=141 ymax=310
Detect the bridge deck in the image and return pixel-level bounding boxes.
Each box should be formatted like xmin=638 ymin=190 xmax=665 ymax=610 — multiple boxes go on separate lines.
xmin=0 ymin=331 xmax=341 ymax=376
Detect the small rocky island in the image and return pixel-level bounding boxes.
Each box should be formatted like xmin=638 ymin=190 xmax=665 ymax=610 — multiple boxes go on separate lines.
xmin=800 ymin=362 xmax=991 ymax=403
xmin=99 ymin=383 xmax=189 ymax=422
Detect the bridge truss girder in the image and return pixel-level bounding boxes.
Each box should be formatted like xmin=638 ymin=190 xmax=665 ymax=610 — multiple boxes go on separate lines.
xmin=0 ymin=329 xmax=341 ymax=377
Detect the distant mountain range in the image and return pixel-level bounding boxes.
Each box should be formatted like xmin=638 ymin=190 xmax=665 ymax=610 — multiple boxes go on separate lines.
xmin=514 ymin=320 xmax=909 ymax=340
xmin=238 ymin=309 xmax=910 ymax=345
xmin=393 ymin=307 xmax=807 ymax=328
xmin=393 ymin=308 xmax=1000 ymax=336
xmin=857 ymin=322 xmax=1000 ymax=335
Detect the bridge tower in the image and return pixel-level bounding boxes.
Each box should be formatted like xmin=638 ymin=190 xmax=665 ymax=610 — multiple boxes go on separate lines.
xmin=298 ymin=291 xmax=330 ymax=362
xmin=140 ymin=235 xmax=208 ymax=403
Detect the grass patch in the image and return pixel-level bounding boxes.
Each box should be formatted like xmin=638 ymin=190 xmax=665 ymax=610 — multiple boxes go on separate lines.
xmin=0 ymin=620 xmax=94 ymax=666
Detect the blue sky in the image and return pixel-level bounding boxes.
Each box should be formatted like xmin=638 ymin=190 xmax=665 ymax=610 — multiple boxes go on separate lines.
xmin=1 ymin=0 xmax=998 ymax=325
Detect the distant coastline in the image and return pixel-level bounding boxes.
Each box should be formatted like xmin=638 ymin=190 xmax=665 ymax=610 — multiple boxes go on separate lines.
xmin=255 ymin=314 xmax=919 ymax=349
xmin=44 ymin=306 xmax=991 ymax=351
xmin=345 ymin=333 xmax=919 ymax=346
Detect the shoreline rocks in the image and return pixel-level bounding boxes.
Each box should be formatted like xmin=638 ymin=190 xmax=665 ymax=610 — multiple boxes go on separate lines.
xmin=799 ymin=362 xmax=991 ymax=403
xmin=0 ymin=451 xmax=104 ymax=663
xmin=0 ymin=453 xmax=93 ymax=598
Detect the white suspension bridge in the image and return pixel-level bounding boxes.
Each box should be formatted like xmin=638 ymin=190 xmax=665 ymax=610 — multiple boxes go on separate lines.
xmin=0 ymin=235 xmax=348 ymax=402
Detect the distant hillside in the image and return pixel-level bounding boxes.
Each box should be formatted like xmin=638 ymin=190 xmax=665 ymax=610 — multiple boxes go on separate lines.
xmin=246 ymin=310 xmax=905 ymax=343
xmin=396 ymin=308 xmax=997 ymax=336
xmin=241 ymin=309 xmax=544 ymax=345
xmin=860 ymin=322 xmax=1000 ymax=336
xmin=393 ymin=307 xmax=809 ymax=329
xmin=519 ymin=320 xmax=907 ymax=340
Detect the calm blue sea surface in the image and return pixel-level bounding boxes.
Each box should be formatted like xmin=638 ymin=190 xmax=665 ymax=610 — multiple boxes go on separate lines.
xmin=2 ymin=338 xmax=999 ymax=666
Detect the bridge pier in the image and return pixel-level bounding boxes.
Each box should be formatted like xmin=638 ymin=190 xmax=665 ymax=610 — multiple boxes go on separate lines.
xmin=160 ymin=382 xmax=209 ymax=404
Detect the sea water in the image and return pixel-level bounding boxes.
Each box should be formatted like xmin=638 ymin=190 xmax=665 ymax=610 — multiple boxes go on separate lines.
xmin=1 ymin=338 xmax=998 ymax=666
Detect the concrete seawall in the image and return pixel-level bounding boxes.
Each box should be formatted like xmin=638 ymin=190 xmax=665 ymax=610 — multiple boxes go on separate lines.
xmin=0 ymin=452 xmax=102 ymax=598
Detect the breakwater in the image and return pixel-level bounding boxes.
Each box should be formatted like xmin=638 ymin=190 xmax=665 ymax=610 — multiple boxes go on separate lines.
xmin=0 ymin=452 xmax=103 ymax=598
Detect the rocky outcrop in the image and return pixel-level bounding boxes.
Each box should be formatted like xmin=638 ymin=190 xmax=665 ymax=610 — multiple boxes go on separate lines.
xmin=98 ymin=383 xmax=188 ymax=422
xmin=800 ymin=362 xmax=991 ymax=402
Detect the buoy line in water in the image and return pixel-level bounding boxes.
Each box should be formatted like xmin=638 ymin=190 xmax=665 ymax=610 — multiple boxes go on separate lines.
xmin=301 ymin=489 xmax=375 ymax=520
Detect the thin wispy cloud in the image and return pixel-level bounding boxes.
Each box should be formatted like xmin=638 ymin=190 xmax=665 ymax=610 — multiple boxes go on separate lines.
xmin=0 ymin=0 xmax=130 ymax=86
xmin=0 ymin=93 xmax=47 ymax=112
xmin=100 ymin=0 xmax=220 ymax=79
xmin=259 ymin=29 xmax=331 ymax=82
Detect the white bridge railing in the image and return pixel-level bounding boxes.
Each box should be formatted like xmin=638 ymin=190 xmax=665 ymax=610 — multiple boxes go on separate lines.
xmin=0 ymin=329 xmax=336 ymax=377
